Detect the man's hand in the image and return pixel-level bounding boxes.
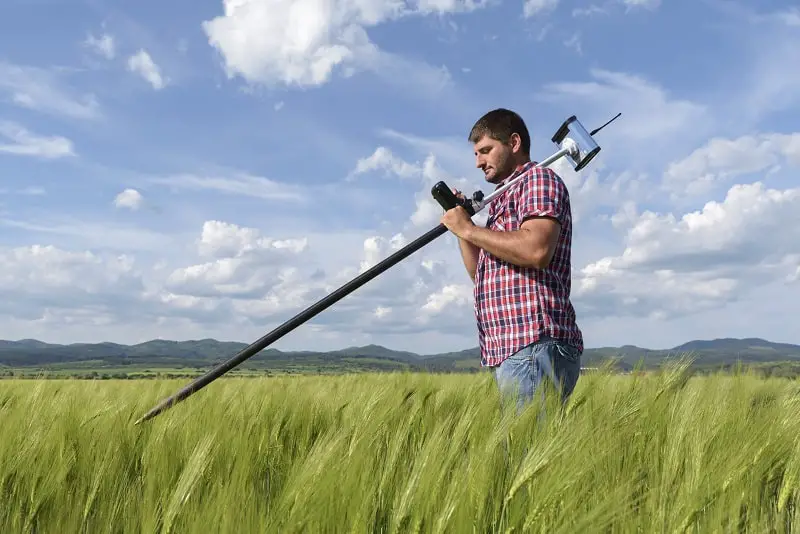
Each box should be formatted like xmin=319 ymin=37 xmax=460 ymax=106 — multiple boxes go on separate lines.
xmin=442 ymin=188 xmax=480 ymax=280
xmin=441 ymin=205 xmax=474 ymax=239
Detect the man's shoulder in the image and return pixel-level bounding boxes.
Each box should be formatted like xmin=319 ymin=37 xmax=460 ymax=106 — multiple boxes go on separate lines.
xmin=525 ymin=163 xmax=563 ymax=182
xmin=514 ymin=164 xmax=568 ymax=196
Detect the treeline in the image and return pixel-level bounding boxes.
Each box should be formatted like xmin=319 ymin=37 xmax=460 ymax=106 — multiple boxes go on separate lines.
xmin=4 ymin=362 xmax=800 ymax=380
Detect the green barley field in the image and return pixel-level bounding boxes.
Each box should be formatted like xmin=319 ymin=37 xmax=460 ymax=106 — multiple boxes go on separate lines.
xmin=2 ymin=359 xmax=800 ymax=533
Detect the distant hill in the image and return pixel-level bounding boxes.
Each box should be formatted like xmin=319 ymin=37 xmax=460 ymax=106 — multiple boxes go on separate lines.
xmin=2 ymin=336 xmax=800 ymax=377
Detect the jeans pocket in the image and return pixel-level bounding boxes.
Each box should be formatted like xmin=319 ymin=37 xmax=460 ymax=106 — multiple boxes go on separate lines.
xmin=554 ymin=342 xmax=581 ymax=363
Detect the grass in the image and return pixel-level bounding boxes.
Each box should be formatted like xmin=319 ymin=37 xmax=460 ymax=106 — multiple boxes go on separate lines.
xmin=1 ymin=359 xmax=800 ymax=532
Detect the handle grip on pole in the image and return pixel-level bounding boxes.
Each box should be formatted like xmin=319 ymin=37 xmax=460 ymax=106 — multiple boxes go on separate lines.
xmin=431 ymin=181 xmax=476 ymax=215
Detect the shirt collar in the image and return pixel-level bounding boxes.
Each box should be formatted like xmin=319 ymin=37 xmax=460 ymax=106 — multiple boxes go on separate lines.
xmin=494 ymin=160 xmax=536 ymax=189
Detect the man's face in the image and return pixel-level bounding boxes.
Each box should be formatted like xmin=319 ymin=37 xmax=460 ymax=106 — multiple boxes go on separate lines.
xmin=473 ymin=134 xmax=516 ymax=184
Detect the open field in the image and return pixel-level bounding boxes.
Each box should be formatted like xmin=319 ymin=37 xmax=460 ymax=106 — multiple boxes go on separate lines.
xmin=2 ymin=360 xmax=800 ymax=532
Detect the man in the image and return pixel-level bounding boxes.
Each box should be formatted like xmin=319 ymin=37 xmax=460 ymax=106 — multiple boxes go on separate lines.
xmin=440 ymin=108 xmax=583 ymax=412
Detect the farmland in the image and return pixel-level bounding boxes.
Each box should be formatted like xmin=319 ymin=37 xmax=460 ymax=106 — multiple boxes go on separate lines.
xmin=2 ymin=360 xmax=800 ymax=532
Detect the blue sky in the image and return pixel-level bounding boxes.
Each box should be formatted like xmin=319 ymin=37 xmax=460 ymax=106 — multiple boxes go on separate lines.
xmin=1 ymin=0 xmax=799 ymax=353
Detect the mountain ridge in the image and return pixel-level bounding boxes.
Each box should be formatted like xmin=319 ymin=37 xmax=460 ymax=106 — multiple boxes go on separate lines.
xmin=4 ymin=335 xmax=797 ymax=356
xmin=1 ymin=335 xmax=800 ymax=370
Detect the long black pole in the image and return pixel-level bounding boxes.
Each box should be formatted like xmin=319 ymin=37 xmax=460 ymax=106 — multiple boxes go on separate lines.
xmin=133 ymin=112 xmax=619 ymax=424
xmin=134 ymin=222 xmax=449 ymax=424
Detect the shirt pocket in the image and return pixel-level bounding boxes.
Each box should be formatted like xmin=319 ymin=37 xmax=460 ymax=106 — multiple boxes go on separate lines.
xmin=505 ymin=199 xmax=519 ymax=229
xmin=490 ymin=203 xmax=518 ymax=231
xmin=487 ymin=213 xmax=501 ymax=230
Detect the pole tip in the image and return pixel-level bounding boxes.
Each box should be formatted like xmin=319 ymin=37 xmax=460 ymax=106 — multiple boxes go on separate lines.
xmin=133 ymin=405 xmax=159 ymax=425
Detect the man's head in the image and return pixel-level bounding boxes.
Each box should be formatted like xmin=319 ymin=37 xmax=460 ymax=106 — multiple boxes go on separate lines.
xmin=468 ymin=108 xmax=531 ymax=184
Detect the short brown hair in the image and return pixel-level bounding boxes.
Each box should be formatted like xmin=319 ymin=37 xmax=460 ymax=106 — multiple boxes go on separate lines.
xmin=468 ymin=108 xmax=531 ymax=156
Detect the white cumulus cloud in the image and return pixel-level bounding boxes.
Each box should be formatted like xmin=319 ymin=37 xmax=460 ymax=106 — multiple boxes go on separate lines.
xmin=0 ymin=244 xmax=144 ymax=320
xmin=196 ymin=220 xmax=308 ymax=259
xmin=662 ymin=132 xmax=800 ymax=199
xmin=576 ymin=180 xmax=800 ymax=319
xmin=114 ymin=189 xmax=143 ymax=210
xmin=127 ymin=49 xmax=167 ymax=90
xmin=201 ymin=0 xmax=487 ymax=89
xmin=524 ymin=0 xmax=559 ymax=18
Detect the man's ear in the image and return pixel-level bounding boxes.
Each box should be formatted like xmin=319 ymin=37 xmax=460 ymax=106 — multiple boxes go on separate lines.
xmin=509 ymin=133 xmax=522 ymax=153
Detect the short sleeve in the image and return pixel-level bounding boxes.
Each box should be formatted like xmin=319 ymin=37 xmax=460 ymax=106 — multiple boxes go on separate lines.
xmin=515 ymin=167 xmax=565 ymax=225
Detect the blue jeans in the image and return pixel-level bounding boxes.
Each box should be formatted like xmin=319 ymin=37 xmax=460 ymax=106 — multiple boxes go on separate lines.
xmin=493 ymin=337 xmax=581 ymax=413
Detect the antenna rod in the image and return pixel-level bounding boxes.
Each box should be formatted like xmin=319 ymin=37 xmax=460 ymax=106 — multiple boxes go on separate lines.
xmin=590 ymin=112 xmax=621 ymax=136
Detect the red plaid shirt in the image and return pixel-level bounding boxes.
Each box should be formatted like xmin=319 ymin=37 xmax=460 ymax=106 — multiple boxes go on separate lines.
xmin=473 ymin=161 xmax=583 ymax=367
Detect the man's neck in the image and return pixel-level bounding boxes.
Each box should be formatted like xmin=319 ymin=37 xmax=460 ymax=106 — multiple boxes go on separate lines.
xmin=495 ymin=159 xmax=533 ymax=186
xmin=513 ymin=159 xmax=532 ymax=173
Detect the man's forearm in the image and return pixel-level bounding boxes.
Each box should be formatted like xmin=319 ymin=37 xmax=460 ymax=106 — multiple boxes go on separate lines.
xmin=463 ymin=225 xmax=549 ymax=269
xmin=458 ymin=237 xmax=480 ymax=281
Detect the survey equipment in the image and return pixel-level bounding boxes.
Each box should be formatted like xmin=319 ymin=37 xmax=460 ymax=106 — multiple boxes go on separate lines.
xmin=134 ymin=112 xmax=619 ymax=425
